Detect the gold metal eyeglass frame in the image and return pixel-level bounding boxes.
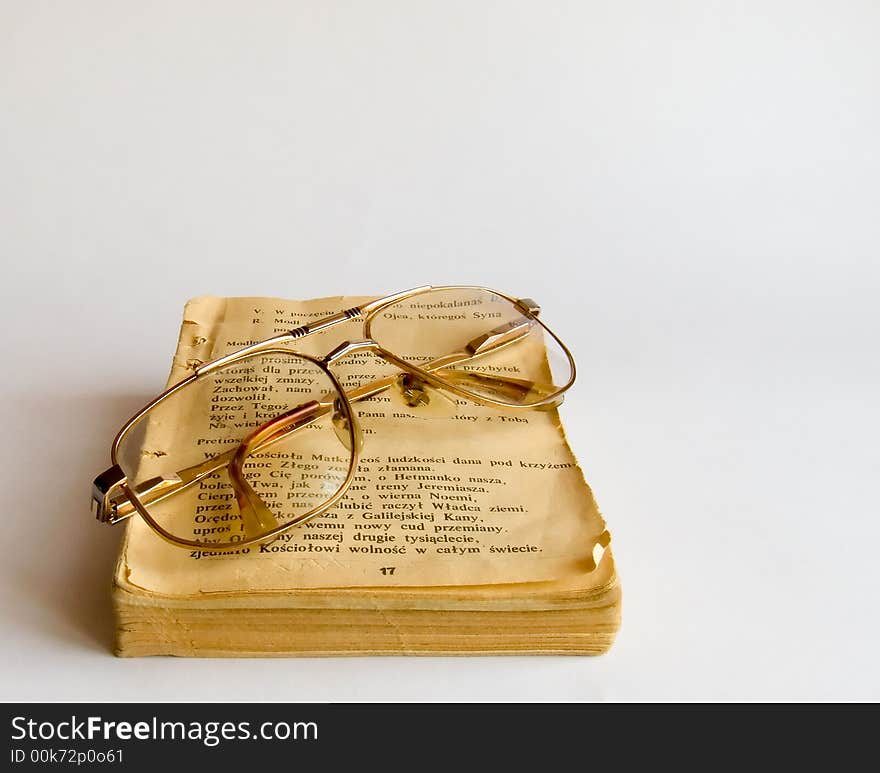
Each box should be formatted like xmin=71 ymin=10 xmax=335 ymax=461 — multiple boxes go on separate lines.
xmin=91 ymin=285 xmax=577 ymax=550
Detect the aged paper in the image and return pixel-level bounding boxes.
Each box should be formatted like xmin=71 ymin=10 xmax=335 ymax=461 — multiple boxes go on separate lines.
xmin=119 ymin=294 xmax=610 ymax=596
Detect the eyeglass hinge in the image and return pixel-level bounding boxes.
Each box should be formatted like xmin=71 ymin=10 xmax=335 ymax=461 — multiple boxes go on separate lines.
xmin=515 ymin=298 xmax=541 ymax=316
xmin=91 ymin=464 xmax=126 ymax=524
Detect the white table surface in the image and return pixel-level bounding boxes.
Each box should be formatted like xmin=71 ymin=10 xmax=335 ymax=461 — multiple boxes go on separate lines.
xmin=1 ymin=1 xmax=878 ymax=700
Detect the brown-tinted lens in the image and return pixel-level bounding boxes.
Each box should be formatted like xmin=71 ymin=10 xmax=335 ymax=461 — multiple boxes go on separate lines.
xmin=367 ymin=287 xmax=573 ymax=406
xmin=116 ymin=351 xmax=355 ymax=548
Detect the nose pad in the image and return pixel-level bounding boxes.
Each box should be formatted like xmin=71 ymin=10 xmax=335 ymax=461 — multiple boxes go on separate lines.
xmin=393 ymin=373 xmax=457 ymax=418
xmin=331 ymin=397 xmax=363 ymax=452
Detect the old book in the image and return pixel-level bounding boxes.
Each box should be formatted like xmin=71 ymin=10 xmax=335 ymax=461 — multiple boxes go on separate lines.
xmin=112 ymin=294 xmax=621 ymax=656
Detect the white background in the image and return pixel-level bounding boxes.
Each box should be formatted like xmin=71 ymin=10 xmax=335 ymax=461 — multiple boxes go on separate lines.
xmin=1 ymin=1 xmax=878 ymax=700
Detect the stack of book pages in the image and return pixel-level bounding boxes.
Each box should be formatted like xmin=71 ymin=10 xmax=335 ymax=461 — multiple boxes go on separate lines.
xmin=112 ymin=294 xmax=621 ymax=656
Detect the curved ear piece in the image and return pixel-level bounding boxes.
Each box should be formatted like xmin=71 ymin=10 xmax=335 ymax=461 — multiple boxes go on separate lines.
xmin=392 ymin=373 xmax=457 ymax=418
xmin=331 ymin=397 xmax=364 ymax=452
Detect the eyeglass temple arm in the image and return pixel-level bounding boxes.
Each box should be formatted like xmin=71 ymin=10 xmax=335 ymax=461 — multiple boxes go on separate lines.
xmin=195 ymin=286 xmax=433 ymax=378
xmin=94 ymin=303 xmax=547 ymax=524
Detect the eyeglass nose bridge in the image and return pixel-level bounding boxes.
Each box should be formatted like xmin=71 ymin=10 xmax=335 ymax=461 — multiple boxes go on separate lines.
xmin=323 ymin=339 xmax=378 ymax=364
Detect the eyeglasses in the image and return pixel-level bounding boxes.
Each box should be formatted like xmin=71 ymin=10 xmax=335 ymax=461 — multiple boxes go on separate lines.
xmin=91 ymin=285 xmax=577 ymax=550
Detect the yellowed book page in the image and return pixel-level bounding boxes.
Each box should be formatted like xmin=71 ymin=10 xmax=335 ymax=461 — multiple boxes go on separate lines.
xmin=118 ymin=294 xmax=611 ymax=596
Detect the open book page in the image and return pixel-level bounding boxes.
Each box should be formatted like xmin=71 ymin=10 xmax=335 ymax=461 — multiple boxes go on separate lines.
xmin=117 ymin=294 xmax=612 ymax=596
